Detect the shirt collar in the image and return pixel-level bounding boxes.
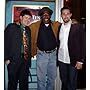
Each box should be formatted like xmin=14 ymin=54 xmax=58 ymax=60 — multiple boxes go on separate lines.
xmin=20 ymin=24 xmax=25 ymax=31
xmin=45 ymin=24 xmax=49 ymax=27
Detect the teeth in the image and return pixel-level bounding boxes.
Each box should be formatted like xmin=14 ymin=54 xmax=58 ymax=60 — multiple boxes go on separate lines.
xmin=45 ymin=19 xmax=48 ymax=21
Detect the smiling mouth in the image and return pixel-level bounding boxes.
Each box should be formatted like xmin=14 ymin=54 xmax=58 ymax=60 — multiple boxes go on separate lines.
xmin=45 ymin=19 xmax=48 ymax=21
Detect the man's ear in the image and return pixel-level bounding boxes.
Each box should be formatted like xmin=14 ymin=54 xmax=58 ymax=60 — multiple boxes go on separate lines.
xmin=70 ymin=13 xmax=72 ymax=17
xmin=20 ymin=16 xmax=22 ymax=20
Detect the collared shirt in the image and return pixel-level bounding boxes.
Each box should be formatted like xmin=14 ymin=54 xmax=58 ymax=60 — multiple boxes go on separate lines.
xmin=58 ymin=20 xmax=72 ymax=64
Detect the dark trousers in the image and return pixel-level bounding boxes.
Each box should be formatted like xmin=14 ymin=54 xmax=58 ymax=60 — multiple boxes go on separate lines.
xmin=7 ymin=61 xmax=29 ymax=90
xmin=58 ymin=61 xmax=77 ymax=90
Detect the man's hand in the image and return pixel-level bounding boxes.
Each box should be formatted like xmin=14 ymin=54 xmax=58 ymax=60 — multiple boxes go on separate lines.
xmin=75 ymin=61 xmax=83 ymax=70
xmin=5 ymin=60 xmax=10 ymax=65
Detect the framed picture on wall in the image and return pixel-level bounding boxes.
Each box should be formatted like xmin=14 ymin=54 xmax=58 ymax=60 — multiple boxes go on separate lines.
xmin=12 ymin=5 xmax=49 ymax=25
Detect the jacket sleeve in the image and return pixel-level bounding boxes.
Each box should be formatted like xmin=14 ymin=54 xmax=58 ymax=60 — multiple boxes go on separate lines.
xmin=78 ymin=24 xmax=86 ymax=63
xmin=57 ymin=24 xmax=62 ymax=48
xmin=80 ymin=24 xmax=86 ymax=62
xmin=56 ymin=24 xmax=62 ymax=66
xmin=4 ymin=23 xmax=15 ymax=61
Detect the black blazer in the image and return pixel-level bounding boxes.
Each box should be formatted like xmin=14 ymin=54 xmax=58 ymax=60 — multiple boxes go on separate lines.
xmin=57 ymin=23 xmax=85 ymax=66
xmin=4 ymin=23 xmax=31 ymax=67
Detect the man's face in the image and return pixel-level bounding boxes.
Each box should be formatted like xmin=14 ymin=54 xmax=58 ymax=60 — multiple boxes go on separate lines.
xmin=20 ymin=15 xmax=32 ymax=26
xmin=61 ymin=9 xmax=72 ymax=23
xmin=41 ymin=11 xmax=51 ymax=24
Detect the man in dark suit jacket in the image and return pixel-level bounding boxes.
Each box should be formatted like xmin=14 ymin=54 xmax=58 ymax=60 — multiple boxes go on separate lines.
xmin=57 ymin=7 xmax=85 ymax=90
xmin=4 ymin=9 xmax=32 ymax=90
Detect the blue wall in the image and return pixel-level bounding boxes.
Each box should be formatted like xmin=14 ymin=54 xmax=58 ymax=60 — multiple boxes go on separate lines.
xmin=5 ymin=1 xmax=55 ymax=26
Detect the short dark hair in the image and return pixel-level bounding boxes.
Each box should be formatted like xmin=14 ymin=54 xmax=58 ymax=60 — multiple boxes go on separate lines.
xmin=61 ymin=7 xmax=72 ymax=14
xmin=20 ymin=9 xmax=32 ymax=17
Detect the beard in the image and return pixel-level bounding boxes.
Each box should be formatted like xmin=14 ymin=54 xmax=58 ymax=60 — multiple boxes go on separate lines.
xmin=64 ymin=19 xmax=70 ymax=23
xmin=63 ymin=17 xmax=70 ymax=23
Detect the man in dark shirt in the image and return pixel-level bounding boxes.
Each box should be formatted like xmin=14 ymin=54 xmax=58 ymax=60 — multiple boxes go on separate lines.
xmin=4 ymin=9 xmax=32 ymax=90
xmin=29 ymin=7 xmax=60 ymax=90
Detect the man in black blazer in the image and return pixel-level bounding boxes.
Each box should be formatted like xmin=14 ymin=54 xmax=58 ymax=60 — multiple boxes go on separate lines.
xmin=4 ymin=9 xmax=32 ymax=90
xmin=57 ymin=7 xmax=85 ymax=90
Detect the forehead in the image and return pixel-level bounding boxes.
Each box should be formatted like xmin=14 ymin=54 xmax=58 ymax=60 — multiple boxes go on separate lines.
xmin=62 ymin=9 xmax=71 ymax=13
xmin=42 ymin=11 xmax=50 ymax=15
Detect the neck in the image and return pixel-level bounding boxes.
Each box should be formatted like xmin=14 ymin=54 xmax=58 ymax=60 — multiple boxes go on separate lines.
xmin=42 ymin=20 xmax=51 ymax=24
xmin=64 ymin=20 xmax=71 ymax=25
xmin=20 ymin=22 xmax=26 ymax=27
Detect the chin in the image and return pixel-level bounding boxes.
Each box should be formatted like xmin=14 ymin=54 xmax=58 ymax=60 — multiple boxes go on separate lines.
xmin=64 ymin=20 xmax=69 ymax=23
xmin=45 ymin=20 xmax=48 ymax=22
xmin=44 ymin=21 xmax=49 ymax=24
